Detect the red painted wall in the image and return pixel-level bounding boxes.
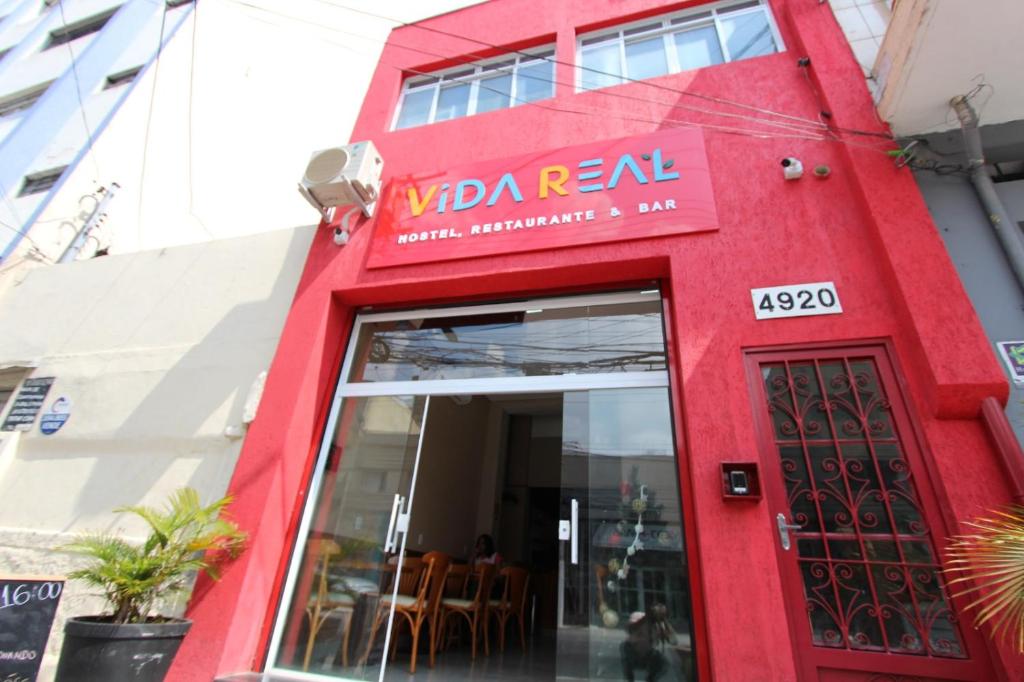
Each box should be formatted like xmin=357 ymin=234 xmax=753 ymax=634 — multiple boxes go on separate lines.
xmin=170 ymin=1 xmax=1021 ymax=680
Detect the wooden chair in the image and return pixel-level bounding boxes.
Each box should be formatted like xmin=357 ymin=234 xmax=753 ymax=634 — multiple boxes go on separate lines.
xmin=386 ymin=555 xmax=423 ymax=596
xmin=302 ymin=539 xmax=356 ymax=670
xmin=439 ymin=562 xmax=496 ymax=659
xmin=489 ymin=566 xmax=530 ymax=653
xmin=364 ymin=551 xmax=449 ymax=674
xmin=443 ymin=562 xmax=471 ymax=598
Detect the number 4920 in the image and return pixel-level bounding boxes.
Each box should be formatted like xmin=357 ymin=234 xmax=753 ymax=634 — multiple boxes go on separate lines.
xmin=751 ymin=282 xmax=842 ymax=320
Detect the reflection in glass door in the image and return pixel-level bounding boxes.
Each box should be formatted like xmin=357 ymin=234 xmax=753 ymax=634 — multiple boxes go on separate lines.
xmin=559 ymin=388 xmax=695 ymax=681
xmin=269 ymin=395 xmax=430 ymax=681
xmin=267 ymin=290 xmax=699 ymax=681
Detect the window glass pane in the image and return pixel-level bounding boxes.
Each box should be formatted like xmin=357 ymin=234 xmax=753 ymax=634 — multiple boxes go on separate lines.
xmin=406 ymin=74 xmax=438 ymax=87
xmin=435 ymin=82 xmax=470 ymax=122
xmin=481 ymin=59 xmax=514 ymax=73
xmin=476 ymin=73 xmax=512 ymax=113
xmin=559 ymin=387 xmax=697 ymax=679
xmin=720 ymin=9 xmax=777 ymax=60
xmin=623 ymin=21 xmax=662 ymax=37
xmin=272 ymin=395 xmax=427 ymax=677
xmin=673 ymin=24 xmax=724 ymax=70
xmin=395 ymin=88 xmax=434 ymax=129
xmin=349 ymin=299 xmax=667 ymax=382
xmin=442 ymin=68 xmax=475 ymax=81
xmin=581 ymin=33 xmax=617 ymax=47
xmin=671 ymin=10 xmax=712 ymax=25
xmin=580 ymin=42 xmax=623 ymax=90
xmin=624 ymin=36 xmax=669 ymax=80
xmin=719 ymin=0 xmax=761 ymax=14
xmin=516 ymin=60 xmax=553 ymax=103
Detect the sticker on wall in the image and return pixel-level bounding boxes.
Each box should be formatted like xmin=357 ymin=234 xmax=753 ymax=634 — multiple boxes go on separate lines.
xmin=1 ymin=377 xmax=55 ymax=432
xmin=996 ymin=341 xmax=1024 ymax=384
xmin=39 ymin=396 xmax=71 ymax=436
xmin=368 ymin=127 xmax=718 ymax=268
xmin=751 ymin=282 xmax=842 ymax=320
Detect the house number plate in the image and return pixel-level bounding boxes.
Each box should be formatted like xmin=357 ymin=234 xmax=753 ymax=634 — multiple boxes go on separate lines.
xmin=751 ymin=281 xmax=843 ymax=320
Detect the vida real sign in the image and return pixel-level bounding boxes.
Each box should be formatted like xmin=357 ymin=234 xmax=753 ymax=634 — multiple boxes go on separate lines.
xmin=368 ymin=127 xmax=718 ymax=268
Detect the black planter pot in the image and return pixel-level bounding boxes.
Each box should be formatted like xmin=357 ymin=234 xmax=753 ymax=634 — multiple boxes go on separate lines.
xmin=54 ymin=616 xmax=192 ymax=682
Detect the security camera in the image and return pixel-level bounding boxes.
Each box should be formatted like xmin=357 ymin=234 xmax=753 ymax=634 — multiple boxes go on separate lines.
xmin=333 ymin=227 xmax=350 ymax=246
xmin=781 ymin=157 xmax=804 ymax=180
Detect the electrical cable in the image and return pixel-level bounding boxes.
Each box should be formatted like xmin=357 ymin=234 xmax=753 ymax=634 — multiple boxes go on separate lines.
xmin=319 ymin=0 xmax=892 ymax=140
xmin=228 ymin=0 xmax=865 ymax=147
xmin=230 ymin=0 xmax=895 ymax=151
xmin=0 ymin=217 xmax=56 ymax=262
xmin=137 ymin=0 xmax=170 ymax=245
xmin=57 ymin=0 xmax=102 ymax=184
xmin=0 ymin=178 xmax=26 ymax=228
xmin=378 ymin=42 xmax=900 ymax=151
xmin=185 ymin=2 xmax=213 ymax=238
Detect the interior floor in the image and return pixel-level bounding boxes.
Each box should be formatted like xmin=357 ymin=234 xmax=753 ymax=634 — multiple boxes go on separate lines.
xmin=381 ymin=632 xmax=557 ymax=682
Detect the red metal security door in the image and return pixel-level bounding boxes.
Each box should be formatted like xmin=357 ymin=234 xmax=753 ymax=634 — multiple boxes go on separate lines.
xmin=745 ymin=344 xmax=996 ymax=682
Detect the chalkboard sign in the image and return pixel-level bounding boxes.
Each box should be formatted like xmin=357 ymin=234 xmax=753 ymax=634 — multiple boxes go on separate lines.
xmin=1 ymin=378 xmax=55 ymax=432
xmin=0 ymin=575 xmax=64 ymax=682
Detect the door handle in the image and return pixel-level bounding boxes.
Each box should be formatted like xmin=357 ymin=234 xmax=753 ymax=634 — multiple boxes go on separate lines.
xmin=570 ymin=498 xmax=579 ymax=565
xmin=384 ymin=494 xmax=404 ymax=554
xmin=776 ymin=513 xmax=802 ymax=551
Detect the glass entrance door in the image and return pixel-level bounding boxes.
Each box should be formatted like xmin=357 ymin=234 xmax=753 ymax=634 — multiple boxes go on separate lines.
xmin=558 ymin=388 xmax=696 ymax=681
xmin=267 ymin=290 xmax=698 ymax=681
xmin=269 ymin=395 xmax=431 ymax=681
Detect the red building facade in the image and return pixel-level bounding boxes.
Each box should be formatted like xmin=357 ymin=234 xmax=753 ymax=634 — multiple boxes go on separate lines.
xmin=172 ymin=1 xmax=1024 ymax=680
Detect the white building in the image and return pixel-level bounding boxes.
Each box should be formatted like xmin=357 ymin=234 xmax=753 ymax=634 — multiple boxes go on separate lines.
xmin=0 ymin=1 xmax=475 ymax=678
xmin=0 ymin=0 xmax=478 ymax=278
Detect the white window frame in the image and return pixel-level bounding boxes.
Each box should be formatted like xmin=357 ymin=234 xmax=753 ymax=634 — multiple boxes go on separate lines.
xmin=576 ymin=0 xmax=786 ymax=92
xmin=391 ymin=46 xmax=556 ymax=131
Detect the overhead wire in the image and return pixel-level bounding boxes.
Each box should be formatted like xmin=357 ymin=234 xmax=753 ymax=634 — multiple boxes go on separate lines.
xmin=185 ymin=2 xmax=213 ymax=238
xmin=228 ymin=0 xmax=886 ymax=150
xmin=57 ymin=0 xmax=102 ymax=184
xmin=317 ymin=0 xmax=892 ymax=140
xmin=0 ymin=213 xmax=57 ymax=262
xmin=136 ymin=0 xmax=170 ymax=245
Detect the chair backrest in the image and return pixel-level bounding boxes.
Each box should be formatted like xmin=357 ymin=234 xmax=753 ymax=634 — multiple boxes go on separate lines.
xmin=468 ymin=562 xmax=496 ymax=609
xmin=444 ymin=563 xmax=471 ymax=598
xmin=419 ymin=551 xmax=451 ymax=613
xmin=395 ymin=556 xmax=424 ymax=596
xmin=307 ymin=538 xmax=341 ymax=601
xmin=499 ymin=566 xmax=529 ymax=612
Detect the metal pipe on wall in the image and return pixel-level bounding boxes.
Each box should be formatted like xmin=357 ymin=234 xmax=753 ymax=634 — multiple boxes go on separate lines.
xmin=951 ymin=95 xmax=1024 ymax=295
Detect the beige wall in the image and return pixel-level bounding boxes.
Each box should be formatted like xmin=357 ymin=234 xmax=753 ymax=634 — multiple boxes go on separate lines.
xmin=406 ymin=396 xmax=491 ymax=559
xmin=0 ymin=225 xmax=312 ymax=679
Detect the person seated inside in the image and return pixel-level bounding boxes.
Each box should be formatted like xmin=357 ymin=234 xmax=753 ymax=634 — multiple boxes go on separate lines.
xmin=473 ymin=534 xmax=502 ymax=566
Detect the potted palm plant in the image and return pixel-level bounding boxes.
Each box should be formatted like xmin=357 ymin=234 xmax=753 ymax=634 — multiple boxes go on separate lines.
xmin=944 ymin=506 xmax=1024 ymax=652
xmin=55 ymin=487 xmax=246 ymax=682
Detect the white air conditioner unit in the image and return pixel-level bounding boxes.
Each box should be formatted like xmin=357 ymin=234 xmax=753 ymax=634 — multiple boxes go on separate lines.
xmin=299 ymin=140 xmax=384 ymax=219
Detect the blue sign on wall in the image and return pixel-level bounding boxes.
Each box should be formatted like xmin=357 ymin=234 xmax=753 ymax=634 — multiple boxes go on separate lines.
xmin=39 ymin=396 xmax=70 ymax=436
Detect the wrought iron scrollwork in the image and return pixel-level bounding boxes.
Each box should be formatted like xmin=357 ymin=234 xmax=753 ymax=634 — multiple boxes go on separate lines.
xmin=763 ymin=358 xmax=965 ymax=659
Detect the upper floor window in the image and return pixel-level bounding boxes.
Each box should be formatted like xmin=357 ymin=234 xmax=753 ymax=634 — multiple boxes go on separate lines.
xmin=0 ymin=83 xmax=50 ymax=117
xmin=577 ymin=0 xmax=783 ymax=91
xmin=43 ymin=8 xmax=116 ymax=50
xmin=104 ymin=65 xmax=142 ymax=89
xmin=18 ymin=166 xmax=66 ymax=197
xmin=393 ymin=48 xmax=555 ymax=130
